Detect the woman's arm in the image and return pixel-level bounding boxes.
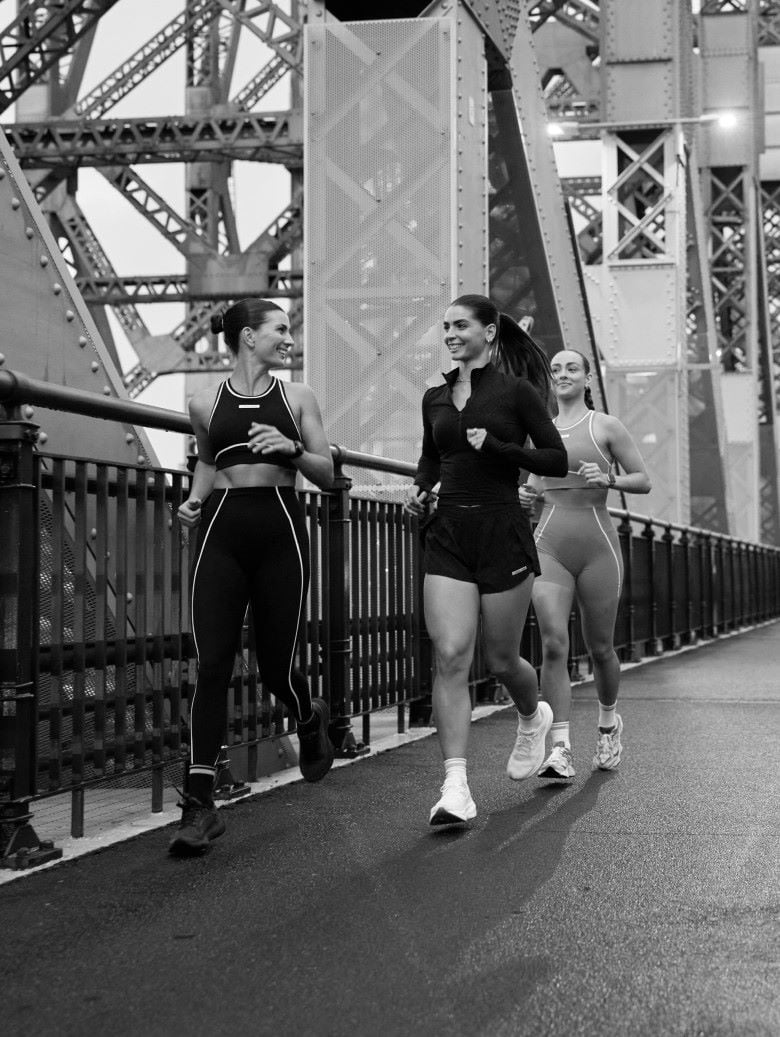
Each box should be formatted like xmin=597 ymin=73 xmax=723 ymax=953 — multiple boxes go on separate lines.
xmin=288 ymin=383 xmax=335 ymax=490
xmin=478 ymin=382 xmax=568 ymax=477
xmin=413 ymin=391 xmax=440 ymax=494
xmin=577 ymin=413 xmax=651 ymax=493
xmin=178 ymin=391 xmax=218 ymax=527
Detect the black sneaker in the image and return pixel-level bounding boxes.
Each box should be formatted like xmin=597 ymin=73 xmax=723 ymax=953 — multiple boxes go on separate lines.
xmin=297 ymin=698 xmax=335 ymax=782
xmin=168 ymin=793 xmax=226 ymax=857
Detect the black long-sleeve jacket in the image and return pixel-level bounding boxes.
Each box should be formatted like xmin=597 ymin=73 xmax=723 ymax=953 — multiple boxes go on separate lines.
xmin=413 ymin=363 xmax=568 ymax=506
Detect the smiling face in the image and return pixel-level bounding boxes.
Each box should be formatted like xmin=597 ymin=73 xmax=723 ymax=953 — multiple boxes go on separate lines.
xmin=443 ymin=304 xmax=496 ymax=365
xmin=550 ymin=350 xmax=590 ymax=402
xmin=243 ymin=308 xmax=293 ymax=364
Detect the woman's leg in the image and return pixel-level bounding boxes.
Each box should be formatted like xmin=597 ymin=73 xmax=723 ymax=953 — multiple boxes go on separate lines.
xmin=480 ymin=578 xmax=553 ymax=780
xmin=532 ymin=558 xmax=577 ymax=723
xmin=577 ymin=561 xmax=624 ymax=769
xmin=249 ymin=491 xmax=312 ymax=724
xmin=189 ymin=502 xmax=252 ymax=800
xmin=424 ymin=574 xmax=480 ymax=759
xmin=480 ymin=577 xmax=537 ymax=714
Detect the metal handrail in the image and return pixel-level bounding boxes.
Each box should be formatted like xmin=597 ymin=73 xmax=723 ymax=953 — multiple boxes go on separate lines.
xmin=0 ymin=367 xmax=417 ymax=476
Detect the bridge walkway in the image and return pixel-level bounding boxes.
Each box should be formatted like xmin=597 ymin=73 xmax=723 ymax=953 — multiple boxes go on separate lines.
xmin=1 ymin=622 xmax=778 ymax=1037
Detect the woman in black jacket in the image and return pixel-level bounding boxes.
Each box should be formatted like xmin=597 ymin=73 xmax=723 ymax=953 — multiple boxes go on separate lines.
xmin=404 ymin=294 xmax=567 ymax=826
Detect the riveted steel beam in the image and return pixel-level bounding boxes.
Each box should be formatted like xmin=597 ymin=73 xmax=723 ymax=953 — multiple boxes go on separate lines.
xmin=4 ymin=112 xmax=302 ymax=169
xmin=0 ymin=0 xmax=120 ymax=113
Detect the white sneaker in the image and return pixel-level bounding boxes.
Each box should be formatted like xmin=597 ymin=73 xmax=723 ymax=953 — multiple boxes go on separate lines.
xmin=507 ymin=701 xmax=553 ymax=780
xmin=537 ymin=742 xmax=575 ymax=782
xmin=429 ymin=780 xmax=477 ymax=826
xmin=593 ymin=714 xmax=623 ymax=770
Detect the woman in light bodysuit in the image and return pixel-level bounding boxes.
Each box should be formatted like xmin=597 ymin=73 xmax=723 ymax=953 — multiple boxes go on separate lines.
xmin=519 ymin=349 xmax=651 ymax=781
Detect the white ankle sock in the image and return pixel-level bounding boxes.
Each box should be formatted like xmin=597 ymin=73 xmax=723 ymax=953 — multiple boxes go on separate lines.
xmin=518 ymin=707 xmax=539 ymax=733
xmin=598 ymin=703 xmax=617 ymax=730
xmin=551 ymin=722 xmax=570 ymax=748
xmin=443 ymin=758 xmax=467 ymax=784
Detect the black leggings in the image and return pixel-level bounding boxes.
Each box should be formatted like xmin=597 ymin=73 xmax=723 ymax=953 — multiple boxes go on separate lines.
xmin=188 ymin=487 xmax=311 ymax=783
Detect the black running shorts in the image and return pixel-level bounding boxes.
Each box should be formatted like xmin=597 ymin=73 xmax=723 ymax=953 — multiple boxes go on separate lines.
xmin=421 ymin=502 xmax=540 ymax=594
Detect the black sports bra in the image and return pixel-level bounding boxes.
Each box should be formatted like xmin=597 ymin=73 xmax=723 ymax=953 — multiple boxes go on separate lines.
xmin=207 ymin=378 xmax=302 ymax=472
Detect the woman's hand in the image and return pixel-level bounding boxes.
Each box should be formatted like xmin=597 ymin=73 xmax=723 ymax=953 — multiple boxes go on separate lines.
xmin=518 ymin=484 xmax=541 ymax=514
xmin=177 ymin=497 xmax=202 ymax=528
xmin=577 ymin=460 xmax=611 ymax=487
xmin=249 ymin=422 xmax=297 ymax=456
xmin=466 ymin=427 xmax=487 ymax=451
xmin=404 ymin=486 xmax=430 ymax=516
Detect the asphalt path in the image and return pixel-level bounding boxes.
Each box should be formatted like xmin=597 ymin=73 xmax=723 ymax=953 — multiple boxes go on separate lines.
xmin=2 ymin=623 xmax=779 ymax=1037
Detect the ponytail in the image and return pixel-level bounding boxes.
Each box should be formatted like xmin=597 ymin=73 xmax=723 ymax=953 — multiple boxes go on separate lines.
xmin=493 ymin=313 xmax=553 ymax=407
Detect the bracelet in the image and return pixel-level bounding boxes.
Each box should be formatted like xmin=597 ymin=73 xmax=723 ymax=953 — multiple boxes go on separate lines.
xmin=290 ymin=439 xmax=304 ymax=459
xmin=607 ymin=470 xmax=616 ymax=487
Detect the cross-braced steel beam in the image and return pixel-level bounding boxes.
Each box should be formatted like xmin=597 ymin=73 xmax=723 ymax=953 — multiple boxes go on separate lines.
xmin=0 ymin=0 xmax=120 ymax=113
xmin=5 ymin=112 xmax=302 ymax=169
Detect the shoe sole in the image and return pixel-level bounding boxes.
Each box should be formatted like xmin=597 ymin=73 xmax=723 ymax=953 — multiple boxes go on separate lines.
xmin=429 ymin=806 xmax=476 ymax=826
xmin=507 ymin=701 xmax=554 ymax=780
xmin=299 ymin=698 xmax=335 ymax=783
xmin=168 ymin=815 xmax=226 ymax=857
xmin=593 ymin=716 xmax=623 ymax=771
xmin=537 ymin=766 xmax=574 ymax=782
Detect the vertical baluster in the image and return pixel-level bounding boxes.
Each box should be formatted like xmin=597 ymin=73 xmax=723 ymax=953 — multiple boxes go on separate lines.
xmin=133 ymin=466 xmax=148 ymax=769
xmin=71 ymin=461 xmax=87 ymax=837
xmin=151 ymin=470 xmax=165 ymax=812
xmin=49 ymin=458 xmax=65 ymax=790
xmin=114 ymin=467 xmax=129 ymax=773
xmin=93 ymin=464 xmax=108 ymax=777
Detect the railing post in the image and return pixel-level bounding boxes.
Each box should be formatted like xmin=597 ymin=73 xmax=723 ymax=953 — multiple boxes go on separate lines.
xmin=409 ymin=511 xmax=433 ymax=726
xmin=0 ymin=419 xmax=61 ymax=869
xmin=617 ymin=513 xmax=640 ymax=661
xmin=325 ymin=451 xmax=367 ymax=758
xmin=663 ymin=523 xmax=679 ymax=650
xmin=643 ymin=519 xmax=661 ymax=656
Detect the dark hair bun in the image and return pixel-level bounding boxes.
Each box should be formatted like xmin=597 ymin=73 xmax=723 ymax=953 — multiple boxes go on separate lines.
xmin=209 ymin=313 xmax=224 ymax=334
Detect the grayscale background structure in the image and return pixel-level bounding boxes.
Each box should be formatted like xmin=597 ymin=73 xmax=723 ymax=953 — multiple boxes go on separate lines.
xmin=1 ymin=0 xmax=779 ymax=541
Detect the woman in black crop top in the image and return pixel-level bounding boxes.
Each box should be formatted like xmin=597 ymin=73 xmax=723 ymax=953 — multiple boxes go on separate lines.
xmin=404 ymin=294 xmax=567 ymax=827
xmin=169 ymin=298 xmax=334 ymax=857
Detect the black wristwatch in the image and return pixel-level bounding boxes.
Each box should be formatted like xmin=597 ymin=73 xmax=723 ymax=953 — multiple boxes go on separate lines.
xmin=290 ymin=439 xmax=304 ymax=458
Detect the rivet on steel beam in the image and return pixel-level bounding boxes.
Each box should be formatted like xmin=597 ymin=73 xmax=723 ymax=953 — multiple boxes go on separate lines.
xmin=66 ymin=310 xmax=75 ymax=321
xmin=11 ymin=198 xmax=20 ymax=209
xmin=53 ymin=283 xmax=62 ymax=295
xmin=40 ymin=254 xmax=48 ymax=265
xmin=38 ymin=432 xmax=48 ymax=445
xmin=25 ymin=227 xmax=33 ymax=238
xmin=91 ymin=361 xmax=99 ymax=372
xmin=127 ymin=593 xmax=134 ymax=604
xmin=24 ymin=405 xmax=34 ymax=418
xmin=103 ymin=386 xmax=111 ymax=395
xmin=125 ymin=433 xmax=134 ymax=444
xmin=78 ymin=336 xmax=87 ymax=347
xmin=137 ymin=456 xmax=146 ymax=465
xmin=0 ymin=354 xmax=5 ymax=365
xmin=90 ymin=528 xmax=97 ymax=540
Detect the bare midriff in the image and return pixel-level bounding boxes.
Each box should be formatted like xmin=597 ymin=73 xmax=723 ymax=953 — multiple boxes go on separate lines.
xmin=214 ymin=462 xmax=297 ymax=490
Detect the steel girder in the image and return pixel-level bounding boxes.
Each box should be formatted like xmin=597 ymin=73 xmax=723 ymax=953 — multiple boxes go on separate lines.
xmin=73 ymin=0 xmax=217 ymax=118
xmin=76 ymin=269 xmax=302 ymax=304
xmin=4 ymin=111 xmax=302 ymax=169
xmin=0 ymin=0 xmax=120 ymax=112
xmin=528 ymin=0 xmax=600 ymax=44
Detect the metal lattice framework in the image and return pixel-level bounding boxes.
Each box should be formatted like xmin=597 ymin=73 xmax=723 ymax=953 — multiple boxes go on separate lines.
xmin=0 ymin=0 xmax=308 ymax=401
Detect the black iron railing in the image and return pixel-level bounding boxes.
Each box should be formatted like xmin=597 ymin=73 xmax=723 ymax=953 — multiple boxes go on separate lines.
xmin=2 ymin=367 xmax=780 ymax=867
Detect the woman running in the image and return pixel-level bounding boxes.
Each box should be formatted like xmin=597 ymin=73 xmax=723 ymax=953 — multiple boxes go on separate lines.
xmin=171 ymin=298 xmax=335 ymax=856
xmin=404 ymin=294 xmax=567 ymax=826
xmin=519 ymin=349 xmax=651 ymax=782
